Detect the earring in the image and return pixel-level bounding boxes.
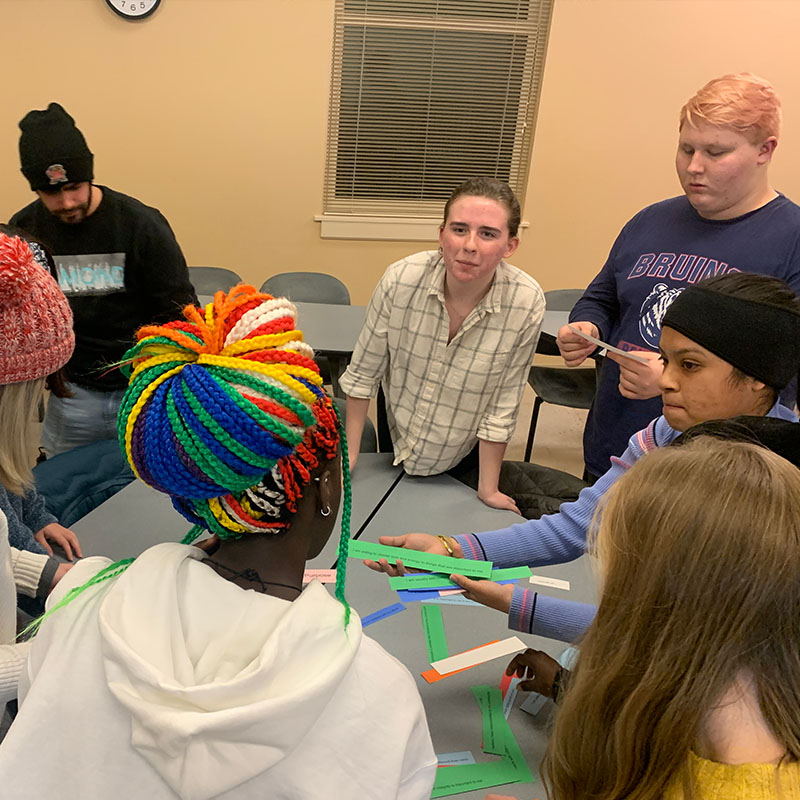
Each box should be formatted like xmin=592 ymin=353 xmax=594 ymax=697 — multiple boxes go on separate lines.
xmin=320 ymin=505 xmax=332 ymax=517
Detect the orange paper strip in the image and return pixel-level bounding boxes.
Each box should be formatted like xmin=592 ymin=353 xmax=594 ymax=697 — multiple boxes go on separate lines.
xmin=421 ymin=640 xmax=500 ymax=684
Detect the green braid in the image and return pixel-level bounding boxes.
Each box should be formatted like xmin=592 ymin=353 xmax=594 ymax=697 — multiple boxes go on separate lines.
xmin=332 ymin=401 xmax=352 ymax=628
xmin=19 ymin=558 xmax=135 ymax=640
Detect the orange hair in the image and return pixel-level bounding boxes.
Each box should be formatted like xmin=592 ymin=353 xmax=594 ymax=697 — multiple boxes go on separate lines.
xmin=679 ymin=72 xmax=781 ymax=143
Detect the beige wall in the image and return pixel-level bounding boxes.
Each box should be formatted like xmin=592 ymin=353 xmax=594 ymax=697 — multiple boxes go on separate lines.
xmin=2 ymin=0 xmax=800 ymax=303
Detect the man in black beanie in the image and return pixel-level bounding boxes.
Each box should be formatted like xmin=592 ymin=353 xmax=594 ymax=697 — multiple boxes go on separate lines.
xmin=9 ymin=102 xmax=197 ymax=457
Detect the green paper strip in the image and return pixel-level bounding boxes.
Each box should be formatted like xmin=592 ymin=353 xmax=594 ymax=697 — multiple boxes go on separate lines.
xmin=472 ymin=685 xmax=505 ymax=755
xmin=430 ymin=686 xmax=534 ymax=798
xmin=348 ymin=540 xmax=492 ymax=578
xmin=389 ymin=565 xmax=532 ymax=591
xmin=431 ymin=760 xmax=520 ymax=798
xmin=421 ymin=605 xmax=449 ymax=662
xmin=480 ymin=685 xmax=534 ymax=782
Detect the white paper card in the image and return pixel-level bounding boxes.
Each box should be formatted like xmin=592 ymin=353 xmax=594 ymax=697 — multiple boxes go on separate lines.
xmin=431 ymin=636 xmax=526 ymax=675
xmin=502 ymin=676 xmax=521 ymax=719
xmin=520 ymin=691 xmax=549 ymax=717
xmin=567 ymin=324 xmax=649 ymax=363
xmin=529 ymin=575 xmax=571 ymax=591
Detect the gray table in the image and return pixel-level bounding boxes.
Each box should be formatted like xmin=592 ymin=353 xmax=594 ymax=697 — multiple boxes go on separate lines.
xmin=293 ymin=302 xmax=366 ymax=355
xmin=72 ymin=453 xmax=401 ymax=566
xmin=343 ymin=472 xmax=597 ymax=799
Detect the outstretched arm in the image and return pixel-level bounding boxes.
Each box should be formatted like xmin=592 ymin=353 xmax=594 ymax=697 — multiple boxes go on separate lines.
xmin=344 ymin=396 xmax=370 ymax=473
xmin=477 ymin=440 xmax=519 ymax=513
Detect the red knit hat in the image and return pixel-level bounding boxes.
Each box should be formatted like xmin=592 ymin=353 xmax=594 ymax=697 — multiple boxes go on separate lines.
xmin=0 ymin=233 xmax=74 ymax=384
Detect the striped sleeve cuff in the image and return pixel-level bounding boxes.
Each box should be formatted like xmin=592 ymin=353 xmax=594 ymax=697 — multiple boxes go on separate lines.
xmin=0 ymin=641 xmax=31 ymax=705
xmin=9 ymin=547 xmax=50 ymax=598
xmin=508 ymin=585 xmax=537 ymax=633
xmin=531 ymin=595 xmax=598 ymax=643
xmin=453 ymin=533 xmax=486 ymax=561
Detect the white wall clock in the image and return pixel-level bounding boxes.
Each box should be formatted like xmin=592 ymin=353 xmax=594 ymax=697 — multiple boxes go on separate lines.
xmin=105 ymin=0 xmax=161 ymax=19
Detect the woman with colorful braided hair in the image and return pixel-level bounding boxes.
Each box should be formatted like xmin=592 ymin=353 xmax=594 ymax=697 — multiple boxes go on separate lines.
xmin=0 ymin=286 xmax=437 ymax=799
xmin=0 ymin=233 xmax=79 ymax=716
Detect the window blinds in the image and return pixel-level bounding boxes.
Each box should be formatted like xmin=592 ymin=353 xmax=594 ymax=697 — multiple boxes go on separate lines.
xmin=324 ymin=0 xmax=553 ymax=216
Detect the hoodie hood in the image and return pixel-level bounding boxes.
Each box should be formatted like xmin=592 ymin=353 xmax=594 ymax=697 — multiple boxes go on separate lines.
xmin=98 ymin=543 xmax=361 ymax=800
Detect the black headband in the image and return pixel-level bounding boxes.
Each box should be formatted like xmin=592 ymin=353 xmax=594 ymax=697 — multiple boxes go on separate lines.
xmin=662 ymin=286 xmax=800 ymax=389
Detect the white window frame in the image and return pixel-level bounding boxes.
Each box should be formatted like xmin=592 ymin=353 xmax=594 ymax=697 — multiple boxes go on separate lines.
xmin=320 ymin=0 xmax=553 ymax=240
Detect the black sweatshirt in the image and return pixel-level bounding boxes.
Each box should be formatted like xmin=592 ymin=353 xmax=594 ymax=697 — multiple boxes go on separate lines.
xmin=11 ymin=186 xmax=197 ymax=390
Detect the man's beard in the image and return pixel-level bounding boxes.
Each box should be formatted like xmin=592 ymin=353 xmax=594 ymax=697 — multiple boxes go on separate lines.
xmin=54 ymin=202 xmax=90 ymax=224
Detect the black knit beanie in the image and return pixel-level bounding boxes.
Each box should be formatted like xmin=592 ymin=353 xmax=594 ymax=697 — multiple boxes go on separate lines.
xmin=19 ymin=103 xmax=94 ymax=191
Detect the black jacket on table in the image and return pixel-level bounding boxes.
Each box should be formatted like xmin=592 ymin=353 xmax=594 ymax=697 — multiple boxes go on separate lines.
xmin=10 ymin=186 xmax=197 ymax=391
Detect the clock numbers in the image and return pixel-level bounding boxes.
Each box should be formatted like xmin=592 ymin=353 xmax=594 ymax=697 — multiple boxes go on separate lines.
xmin=106 ymin=0 xmax=161 ymax=19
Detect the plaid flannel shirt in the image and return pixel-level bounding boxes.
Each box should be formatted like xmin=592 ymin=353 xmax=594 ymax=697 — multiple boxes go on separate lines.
xmin=340 ymin=250 xmax=544 ymax=475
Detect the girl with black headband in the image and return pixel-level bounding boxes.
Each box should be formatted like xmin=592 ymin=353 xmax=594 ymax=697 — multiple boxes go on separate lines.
xmin=365 ymin=272 xmax=800 ymax=644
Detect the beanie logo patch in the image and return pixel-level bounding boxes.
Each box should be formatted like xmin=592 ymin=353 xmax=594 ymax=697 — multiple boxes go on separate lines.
xmin=45 ymin=164 xmax=68 ymax=185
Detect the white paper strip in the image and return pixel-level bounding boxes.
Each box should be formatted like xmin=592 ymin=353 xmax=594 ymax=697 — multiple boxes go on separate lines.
xmin=567 ymin=324 xmax=649 ymax=363
xmin=502 ymin=676 xmax=521 ymax=719
xmin=431 ymin=636 xmax=526 ymax=675
xmin=529 ymin=575 xmax=571 ymax=591
xmin=520 ymin=692 xmax=549 ymax=717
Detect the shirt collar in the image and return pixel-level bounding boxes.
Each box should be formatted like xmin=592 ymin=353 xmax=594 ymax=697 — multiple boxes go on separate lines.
xmin=428 ymin=253 xmax=505 ymax=314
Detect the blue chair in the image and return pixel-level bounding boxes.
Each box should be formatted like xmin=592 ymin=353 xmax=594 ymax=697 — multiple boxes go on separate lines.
xmin=259 ymin=272 xmax=350 ymax=305
xmin=331 ymin=397 xmax=377 ymax=453
xmin=260 ymin=272 xmax=352 ymax=396
xmin=188 ymin=266 xmax=243 ymax=297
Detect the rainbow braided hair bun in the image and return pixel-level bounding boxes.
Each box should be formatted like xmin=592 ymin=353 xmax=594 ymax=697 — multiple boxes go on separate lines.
xmin=27 ymin=286 xmax=352 ymax=636
xmin=118 ymin=284 xmax=348 ymax=535
xmin=118 ymin=285 xmax=351 ymax=621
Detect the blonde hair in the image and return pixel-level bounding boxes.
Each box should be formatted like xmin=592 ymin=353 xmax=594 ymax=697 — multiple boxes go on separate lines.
xmin=0 ymin=379 xmax=45 ymax=495
xmin=543 ymin=439 xmax=800 ymax=799
xmin=679 ymin=72 xmax=781 ymax=143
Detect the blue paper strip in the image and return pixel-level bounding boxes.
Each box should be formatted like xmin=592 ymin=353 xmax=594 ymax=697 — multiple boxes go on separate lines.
xmin=396 ymin=588 xmax=443 ymax=603
xmin=422 ymin=595 xmax=482 ymax=607
xmin=437 ymin=750 xmax=476 ymax=766
xmin=361 ymin=602 xmax=406 ymax=628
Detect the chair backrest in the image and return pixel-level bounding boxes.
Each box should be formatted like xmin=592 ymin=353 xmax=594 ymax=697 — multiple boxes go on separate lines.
xmin=544 ymin=288 xmax=585 ymax=312
xmin=260 ymin=272 xmax=350 ymax=305
xmin=188 ymin=266 xmax=243 ymax=295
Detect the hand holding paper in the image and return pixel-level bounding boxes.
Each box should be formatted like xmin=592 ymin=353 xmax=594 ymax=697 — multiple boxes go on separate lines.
xmin=362 ymin=533 xmax=460 ymax=577
xmin=505 ymin=648 xmax=562 ymax=696
xmin=566 ymin=324 xmax=650 ymax=364
xmin=449 ymin=574 xmax=515 ymax=614
xmin=350 ymin=539 xmax=491 ymax=578
xmin=556 ymin=321 xmax=600 ymax=366
xmin=607 ymin=349 xmax=663 ymax=399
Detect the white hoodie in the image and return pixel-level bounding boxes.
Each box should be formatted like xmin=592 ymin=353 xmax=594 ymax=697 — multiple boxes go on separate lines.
xmin=0 ymin=510 xmax=36 ymax=710
xmin=0 ymin=543 xmax=437 ymax=799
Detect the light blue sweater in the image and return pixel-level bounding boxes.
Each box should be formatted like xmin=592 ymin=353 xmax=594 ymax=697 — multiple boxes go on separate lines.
xmin=454 ymin=405 xmax=797 ymax=642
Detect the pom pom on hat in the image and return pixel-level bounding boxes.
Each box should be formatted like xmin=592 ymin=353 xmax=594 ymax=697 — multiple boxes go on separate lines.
xmin=0 ymin=234 xmax=74 ymax=384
